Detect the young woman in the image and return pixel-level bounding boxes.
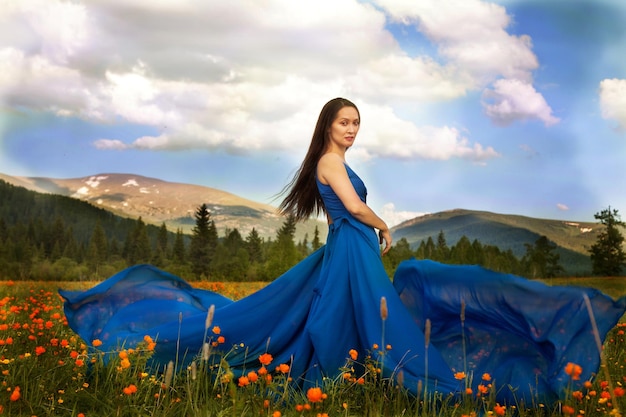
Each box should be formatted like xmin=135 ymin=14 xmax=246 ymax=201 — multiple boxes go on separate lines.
xmin=62 ymin=98 xmax=626 ymax=405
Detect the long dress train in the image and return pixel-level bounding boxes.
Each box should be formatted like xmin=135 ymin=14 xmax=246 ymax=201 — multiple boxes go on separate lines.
xmin=61 ymin=165 xmax=626 ymax=405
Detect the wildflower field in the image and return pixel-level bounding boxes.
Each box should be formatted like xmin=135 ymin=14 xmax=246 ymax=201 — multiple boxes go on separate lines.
xmin=0 ymin=278 xmax=624 ymax=417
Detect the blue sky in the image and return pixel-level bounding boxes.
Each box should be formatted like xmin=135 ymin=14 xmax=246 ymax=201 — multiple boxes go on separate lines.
xmin=1 ymin=0 xmax=625 ymax=226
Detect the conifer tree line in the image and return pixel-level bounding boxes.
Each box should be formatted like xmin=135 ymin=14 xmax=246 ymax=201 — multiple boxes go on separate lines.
xmin=0 ymin=180 xmax=623 ymax=281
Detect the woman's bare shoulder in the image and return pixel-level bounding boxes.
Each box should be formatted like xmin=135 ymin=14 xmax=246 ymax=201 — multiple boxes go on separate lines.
xmin=318 ymin=152 xmax=344 ymax=167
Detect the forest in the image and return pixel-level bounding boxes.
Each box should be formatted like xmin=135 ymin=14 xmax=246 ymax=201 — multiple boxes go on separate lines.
xmin=0 ymin=179 xmax=574 ymax=281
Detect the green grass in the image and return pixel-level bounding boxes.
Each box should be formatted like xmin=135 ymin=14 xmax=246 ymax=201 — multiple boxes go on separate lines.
xmin=539 ymin=276 xmax=626 ymax=302
xmin=0 ymin=279 xmax=624 ymax=416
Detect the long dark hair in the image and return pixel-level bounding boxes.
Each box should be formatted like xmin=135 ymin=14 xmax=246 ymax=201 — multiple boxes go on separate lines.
xmin=277 ymin=97 xmax=360 ymax=221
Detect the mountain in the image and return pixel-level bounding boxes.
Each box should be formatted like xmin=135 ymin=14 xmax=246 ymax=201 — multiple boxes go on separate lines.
xmin=391 ymin=209 xmax=604 ymax=274
xmin=1 ymin=172 xmax=615 ymax=274
xmin=0 ymin=173 xmax=326 ymax=242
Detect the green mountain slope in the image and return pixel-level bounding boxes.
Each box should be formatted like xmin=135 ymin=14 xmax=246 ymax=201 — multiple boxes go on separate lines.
xmin=391 ymin=209 xmax=605 ymax=275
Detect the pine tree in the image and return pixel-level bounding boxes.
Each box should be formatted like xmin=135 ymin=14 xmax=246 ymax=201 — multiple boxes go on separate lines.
xmin=189 ymin=204 xmax=218 ymax=278
xmin=435 ymin=230 xmax=450 ymax=262
xmin=522 ymin=235 xmax=563 ymax=278
xmin=153 ymin=223 xmax=169 ymax=266
xmin=265 ymin=214 xmax=299 ymax=279
xmin=172 ymin=228 xmax=187 ymax=265
xmin=124 ymin=217 xmax=152 ymax=264
xmin=589 ymin=206 xmax=625 ymax=276
xmin=87 ymin=220 xmax=108 ymax=274
xmin=311 ymin=225 xmax=322 ymax=251
xmin=245 ymin=228 xmax=264 ymax=264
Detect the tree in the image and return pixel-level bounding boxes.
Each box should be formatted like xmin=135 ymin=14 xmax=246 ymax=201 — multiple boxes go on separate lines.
xmin=171 ymin=228 xmax=187 ymax=265
xmin=124 ymin=217 xmax=151 ymax=264
xmin=189 ymin=204 xmax=218 ymax=278
xmin=589 ymin=206 xmax=625 ymax=276
xmin=382 ymin=237 xmax=414 ymax=275
xmin=311 ymin=226 xmax=322 ymax=251
xmin=153 ymin=222 xmax=169 ymax=266
xmin=245 ymin=228 xmax=264 ymax=264
xmin=449 ymin=235 xmax=474 ymax=264
xmin=434 ymin=230 xmax=450 ymax=262
xmin=522 ymin=235 xmax=564 ymax=278
xmin=265 ymin=214 xmax=300 ymax=279
xmin=87 ymin=220 xmax=108 ymax=274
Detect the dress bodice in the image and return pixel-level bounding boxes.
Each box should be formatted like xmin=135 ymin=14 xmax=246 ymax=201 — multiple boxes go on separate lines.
xmin=316 ymin=164 xmax=367 ymax=223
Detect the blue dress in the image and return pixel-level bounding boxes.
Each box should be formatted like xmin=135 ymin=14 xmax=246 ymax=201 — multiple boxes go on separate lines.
xmin=61 ymin=164 xmax=626 ymax=405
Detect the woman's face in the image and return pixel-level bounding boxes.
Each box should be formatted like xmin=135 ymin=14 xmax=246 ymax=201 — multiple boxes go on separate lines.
xmin=327 ymin=106 xmax=360 ymax=151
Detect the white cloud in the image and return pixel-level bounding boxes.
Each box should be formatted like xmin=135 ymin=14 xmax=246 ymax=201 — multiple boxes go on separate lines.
xmin=482 ymin=79 xmax=560 ymax=126
xmin=599 ymin=78 xmax=626 ymax=130
xmin=374 ymin=0 xmax=558 ymax=126
xmin=557 ymin=203 xmax=569 ymax=211
xmin=93 ymin=139 xmax=127 ymax=150
xmin=381 ymin=203 xmax=427 ymax=228
xmin=355 ymin=103 xmax=500 ymax=162
xmin=2 ymin=0 xmax=534 ymax=161
xmin=376 ymin=0 xmax=539 ymax=84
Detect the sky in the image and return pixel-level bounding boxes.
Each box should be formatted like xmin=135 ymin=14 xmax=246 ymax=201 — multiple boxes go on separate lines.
xmin=1 ymin=0 xmax=625 ymax=227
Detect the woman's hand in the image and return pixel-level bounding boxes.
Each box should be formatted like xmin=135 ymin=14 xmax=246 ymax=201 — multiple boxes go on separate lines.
xmin=379 ymin=228 xmax=392 ymax=256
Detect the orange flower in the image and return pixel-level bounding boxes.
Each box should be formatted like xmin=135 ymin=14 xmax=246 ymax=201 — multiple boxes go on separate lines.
xmin=35 ymin=346 xmax=46 ymax=356
xmin=478 ymin=384 xmax=489 ymax=395
xmin=614 ymin=387 xmax=625 ymax=397
xmin=75 ymin=359 xmax=85 ymax=367
xmin=238 ymin=376 xmax=250 ymax=387
xmin=493 ymin=403 xmax=506 ymax=416
xmin=349 ymin=349 xmax=358 ymax=361
xmin=307 ymin=387 xmax=324 ymax=403
xmin=259 ymin=353 xmax=273 ymax=366
xmin=562 ymin=405 xmax=575 ymax=415
xmin=247 ymin=371 xmax=258 ymax=383
xmin=276 ymin=363 xmax=290 ymax=374
xmin=572 ymin=390 xmax=584 ymax=401
xmin=120 ymin=358 xmax=131 ymax=369
xmin=356 ymin=377 xmax=365 ymax=385
xmin=295 ymin=404 xmax=304 ymax=412
xmin=122 ymin=384 xmax=137 ymax=395
xmin=217 ymin=336 xmax=225 ymax=344
xmin=584 ymin=381 xmax=593 ymax=389
xmin=454 ymin=372 xmax=466 ymax=380
xmin=258 ymin=366 xmax=268 ymax=376
xmin=272 ymin=411 xmax=281 ymax=417
xmin=564 ymin=362 xmax=582 ymax=380
xmin=92 ymin=339 xmax=103 ymax=347
xmin=482 ymin=373 xmax=492 ymax=381
xmin=465 ymin=388 xmax=473 ymax=395
xmin=10 ymin=386 xmax=21 ymax=401
xmin=212 ymin=326 xmax=221 ymax=335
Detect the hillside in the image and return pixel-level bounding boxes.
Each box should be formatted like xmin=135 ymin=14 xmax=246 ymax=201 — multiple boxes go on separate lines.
xmin=2 ymin=172 xmax=619 ymax=275
xmin=0 ymin=173 xmax=326 ymax=242
xmin=391 ymin=209 xmax=606 ymax=275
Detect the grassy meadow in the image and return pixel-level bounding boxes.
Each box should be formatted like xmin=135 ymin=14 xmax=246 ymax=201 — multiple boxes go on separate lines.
xmin=0 ymin=277 xmax=624 ymax=417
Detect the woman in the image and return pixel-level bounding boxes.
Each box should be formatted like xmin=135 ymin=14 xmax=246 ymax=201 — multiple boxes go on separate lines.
xmin=61 ymin=98 xmax=626 ymax=405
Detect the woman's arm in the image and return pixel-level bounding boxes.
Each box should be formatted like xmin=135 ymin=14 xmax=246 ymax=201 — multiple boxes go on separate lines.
xmin=317 ymin=154 xmax=392 ymax=254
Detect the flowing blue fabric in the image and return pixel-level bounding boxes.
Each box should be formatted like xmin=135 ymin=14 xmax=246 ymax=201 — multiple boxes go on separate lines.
xmin=60 ymin=165 xmax=626 ymax=405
